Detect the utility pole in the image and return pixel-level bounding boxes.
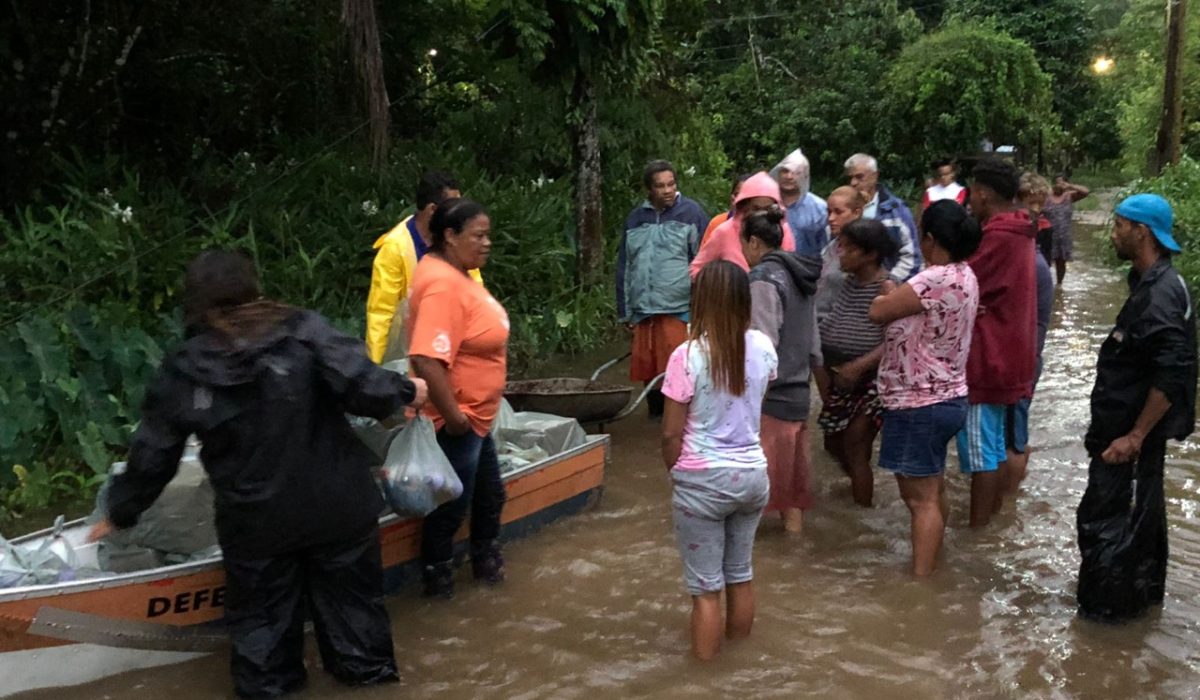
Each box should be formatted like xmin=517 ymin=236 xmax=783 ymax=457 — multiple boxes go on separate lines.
xmin=1152 ymin=0 xmax=1186 ymax=174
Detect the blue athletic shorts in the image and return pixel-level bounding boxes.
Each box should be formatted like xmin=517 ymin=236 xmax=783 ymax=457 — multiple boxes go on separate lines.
xmin=956 ymin=403 xmax=1008 ymax=473
xmin=879 ymin=397 xmax=969 ymax=478
xmin=1006 ymin=398 xmax=1032 ymax=454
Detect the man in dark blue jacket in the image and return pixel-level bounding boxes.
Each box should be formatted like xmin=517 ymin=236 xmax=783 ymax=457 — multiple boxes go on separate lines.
xmin=845 ymin=153 xmax=921 ymax=281
xmin=616 ymin=160 xmax=709 ymax=416
xmin=1077 ymin=194 xmax=1197 ymax=623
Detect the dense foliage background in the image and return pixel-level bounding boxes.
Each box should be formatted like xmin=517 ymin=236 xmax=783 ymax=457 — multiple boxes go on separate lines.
xmin=0 ymin=0 xmax=1193 ymax=520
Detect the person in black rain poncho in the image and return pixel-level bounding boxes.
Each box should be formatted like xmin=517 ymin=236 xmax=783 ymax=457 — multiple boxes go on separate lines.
xmin=89 ymin=250 xmax=428 ymax=698
xmin=1077 ymin=194 xmax=1197 ymax=623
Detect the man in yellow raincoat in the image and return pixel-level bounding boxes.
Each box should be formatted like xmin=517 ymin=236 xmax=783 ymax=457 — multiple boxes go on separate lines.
xmin=365 ymin=170 xmax=482 ymax=363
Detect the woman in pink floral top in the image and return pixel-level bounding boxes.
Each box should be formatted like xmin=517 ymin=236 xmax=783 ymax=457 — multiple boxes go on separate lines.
xmin=868 ymin=201 xmax=982 ymax=575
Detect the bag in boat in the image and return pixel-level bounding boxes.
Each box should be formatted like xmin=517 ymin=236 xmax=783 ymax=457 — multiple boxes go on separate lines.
xmin=94 ymin=446 xmax=219 ymax=572
xmin=379 ymin=416 xmax=463 ymax=517
xmin=0 ymin=516 xmax=100 ymax=587
xmin=497 ymin=412 xmax=586 ymax=458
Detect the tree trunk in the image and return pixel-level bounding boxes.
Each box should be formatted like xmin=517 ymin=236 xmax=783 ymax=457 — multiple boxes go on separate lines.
xmin=573 ymin=75 xmax=604 ymax=288
xmin=1152 ymin=0 xmax=1186 ymax=174
xmin=342 ymin=0 xmax=390 ymax=172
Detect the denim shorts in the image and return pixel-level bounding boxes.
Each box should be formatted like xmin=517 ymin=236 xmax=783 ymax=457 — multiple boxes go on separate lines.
xmin=671 ymin=467 xmax=769 ymax=596
xmin=955 ymin=403 xmax=1008 ymax=473
xmin=1006 ymin=398 xmax=1032 ymax=453
xmin=879 ymin=397 xmax=968 ymax=478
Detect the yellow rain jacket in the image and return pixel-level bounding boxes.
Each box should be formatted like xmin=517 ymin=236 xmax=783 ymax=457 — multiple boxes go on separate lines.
xmin=365 ymin=215 xmax=483 ymax=363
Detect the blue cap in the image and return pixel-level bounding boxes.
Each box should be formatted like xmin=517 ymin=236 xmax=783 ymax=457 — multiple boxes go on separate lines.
xmin=1115 ymin=193 xmax=1180 ymax=253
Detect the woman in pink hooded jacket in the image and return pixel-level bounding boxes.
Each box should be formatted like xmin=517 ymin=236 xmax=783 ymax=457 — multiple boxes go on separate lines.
xmin=690 ymin=172 xmax=796 ymax=278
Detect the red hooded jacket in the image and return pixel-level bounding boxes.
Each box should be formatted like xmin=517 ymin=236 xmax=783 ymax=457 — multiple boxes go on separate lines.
xmin=965 ymin=209 xmax=1038 ymax=405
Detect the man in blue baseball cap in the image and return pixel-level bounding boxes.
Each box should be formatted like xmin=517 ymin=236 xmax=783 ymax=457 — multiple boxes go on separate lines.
xmin=1076 ymin=193 xmax=1197 ymax=622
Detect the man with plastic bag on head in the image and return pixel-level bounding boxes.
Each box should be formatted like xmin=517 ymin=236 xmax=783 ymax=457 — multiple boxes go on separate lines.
xmin=1077 ymin=194 xmax=1197 ymax=623
xmin=89 ymin=250 xmax=428 ymax=699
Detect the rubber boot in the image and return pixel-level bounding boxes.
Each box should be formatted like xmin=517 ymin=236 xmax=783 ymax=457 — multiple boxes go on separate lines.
xmin=421 ymin=560 xmax=455 ymax=599
xmin=470 ymin=540 xmax=505 ymax=586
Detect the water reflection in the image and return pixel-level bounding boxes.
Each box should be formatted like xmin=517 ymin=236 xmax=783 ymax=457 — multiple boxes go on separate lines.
xmin=15 ymin=227 xmax=1200 ymax=698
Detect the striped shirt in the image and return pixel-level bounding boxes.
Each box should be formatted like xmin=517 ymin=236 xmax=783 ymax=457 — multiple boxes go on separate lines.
xmin=819 ymin=276 xmax=886 ymax=362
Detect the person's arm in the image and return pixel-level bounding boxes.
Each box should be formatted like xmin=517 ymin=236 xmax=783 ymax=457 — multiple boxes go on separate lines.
xmin=886 ymin=220 xmax=917 ymax=282
xmin=690 ymin=208 xmax=710 ymax=261
xmin=1067 ymin=182 xmax=1091 ymax=202
xmin=365 ymin=238 xmax=407 ymax=364
xmin=833 ymin=345 xmax=885 ymax=390
xmin=410 ymin=355 xmax=471 ymax=435
xmin=305 ymin=312 xmax=423 ymax=418
xmin=750 ymin=280 xmax=783 ymax=347
xmin=810 ymin=305 xmax=823 ymax=368
xmin=661 ymin=398 xmax=687 ymax=469
xmin=91 ymin=368 xmax=192 ymax=540
xmin=616 ymin=228 xmax=630 ymax=322
xmin=1101 ymin=388 xmax=1171 ymax=464
xmin=869 ymin=282 xmax=923 ymax=325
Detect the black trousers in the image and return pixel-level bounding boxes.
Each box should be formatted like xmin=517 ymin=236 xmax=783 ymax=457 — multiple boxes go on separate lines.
xmin=421 ymin=430 xmax=506 ymax=564
xmin=1076 ymin=439 xmax=1169 ymax=622
xmin=223 ymin=526 xmax=397 ymax=698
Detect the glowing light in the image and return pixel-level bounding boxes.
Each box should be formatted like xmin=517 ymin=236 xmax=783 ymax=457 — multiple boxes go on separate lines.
xmin=428 ymin=49 xmax=438 ymax=57
xmin=1092 ymin=56 xmax=1115 ymax=75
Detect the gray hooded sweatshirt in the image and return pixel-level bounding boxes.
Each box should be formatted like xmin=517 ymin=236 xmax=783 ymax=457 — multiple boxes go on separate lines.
xmin=748 ymin=250 xmax=823 ymax=421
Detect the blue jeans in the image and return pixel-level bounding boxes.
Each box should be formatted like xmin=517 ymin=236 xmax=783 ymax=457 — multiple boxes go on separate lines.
xmin=420 ymin=431 xmax=506 ymax=564
xmin=880 ymin=397 xmax=969 ymax=478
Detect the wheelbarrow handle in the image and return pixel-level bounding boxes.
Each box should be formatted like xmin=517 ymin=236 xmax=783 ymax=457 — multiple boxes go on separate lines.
xmin=608 ymin=371 xmax=666 ymax=423
xmin=590 ymin=351 xmax=633 ymax=381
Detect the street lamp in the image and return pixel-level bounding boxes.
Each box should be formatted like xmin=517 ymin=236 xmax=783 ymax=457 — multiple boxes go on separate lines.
xmin=1092 ymin=56 xmax=1115 ymax=75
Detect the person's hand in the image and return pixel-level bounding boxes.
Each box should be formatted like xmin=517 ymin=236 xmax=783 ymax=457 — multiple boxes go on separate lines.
xmin=1102 ymin=432 xmax=1144 ymax=465
xmin=86 ymin=518 xmax=115 ymax=543
xmin=832 ymin=363 xmax=862 ymax=391
xmin=879 ymin=279 xmax=897 ymax=296
xmin=408 ymin=377 xmax=429 ymax=408
xmin=445 ymin=413 xmax=473 ymax=436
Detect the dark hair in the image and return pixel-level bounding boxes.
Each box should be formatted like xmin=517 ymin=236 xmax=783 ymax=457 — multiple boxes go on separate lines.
xmin=970 ymin=156 xmax=1020 ymax=201
xmin=690 ymin=261 xmax=750 ymax=396
xmin=921 ymin=200 xmax=982 ymax=262
xmin=931 ymin=157 xmax=954 ymax=170
xmin=428 ymin=197 xmax=487 ymax=252
xmin=840 ymin=219 xmax=898 ymax=264
xmin=740 ymin=208 xmax=785 ymax=249
xmin=732 ymin=171 xmax=755 ymax=193
xmin=416 ymin=170 xmax=460 ymax=210
xmin=184 ymin=250 xmax=261 ymax=327
xmin=183 ymin=250 xmax=293 ymax=341
xmin=643 ymin=159 xmax=675 ymax=189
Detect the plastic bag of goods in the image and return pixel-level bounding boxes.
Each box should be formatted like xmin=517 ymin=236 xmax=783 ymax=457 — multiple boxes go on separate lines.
xmin=93 ymin=444 xmax=219 ymax=572
xmin=379 ymin=416 xmax=463 ymax=517
xmin=0 ymin=516 xmax=93 ymax=587
xmin=497 ymin=412 xmax=587 ymax=457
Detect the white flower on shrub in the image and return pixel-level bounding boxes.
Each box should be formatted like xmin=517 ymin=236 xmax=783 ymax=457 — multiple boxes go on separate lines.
xmin=684 ymin=165 xmax=697 ymax=177
xmin=109 ymin=203 xmax=134 ymax=224
xmin=361 ymin=200 xmax=379 ymax=216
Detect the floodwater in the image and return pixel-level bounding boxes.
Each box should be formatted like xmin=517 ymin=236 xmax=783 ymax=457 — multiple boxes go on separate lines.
xmin=16 ymin=225 xmax=1200 ymax=698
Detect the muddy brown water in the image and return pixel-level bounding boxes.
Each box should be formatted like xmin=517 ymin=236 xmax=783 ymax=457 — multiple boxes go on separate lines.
xmin=17 ymin=226 xmax=1200 ymax=698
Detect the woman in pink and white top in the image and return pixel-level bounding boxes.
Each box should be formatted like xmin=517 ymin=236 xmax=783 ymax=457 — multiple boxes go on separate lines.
xmin=868 ymin=200 xmax=981 ymax=576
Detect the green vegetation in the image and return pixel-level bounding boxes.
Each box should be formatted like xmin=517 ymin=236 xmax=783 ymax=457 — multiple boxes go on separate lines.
xmin=1123 ymin=157 xmax=1200 ymax=296
xmin=0 ymin=0 xmax=1186 ymax=523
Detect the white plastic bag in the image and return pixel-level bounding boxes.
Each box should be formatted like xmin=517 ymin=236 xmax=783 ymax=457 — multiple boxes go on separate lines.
xmin=379 ymin=416 xmax=463 ymax=517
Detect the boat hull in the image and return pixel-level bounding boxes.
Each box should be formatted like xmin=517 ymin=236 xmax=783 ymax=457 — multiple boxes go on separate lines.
xmin=0 ymin=435 xmax=609 ymax=657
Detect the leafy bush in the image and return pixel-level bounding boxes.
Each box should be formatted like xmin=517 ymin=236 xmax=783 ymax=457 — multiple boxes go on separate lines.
xmin=1122 ymin=157 xmax=1200 ymax=295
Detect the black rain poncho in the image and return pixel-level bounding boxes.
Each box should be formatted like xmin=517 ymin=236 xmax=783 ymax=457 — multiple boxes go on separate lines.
xmin=106 ymin=308 xmax=416 ymax=560
xmin=1077 ymin=258 xmax=1197 ymax=622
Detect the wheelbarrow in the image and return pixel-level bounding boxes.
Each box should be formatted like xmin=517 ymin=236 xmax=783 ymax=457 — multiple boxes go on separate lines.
xmin=503 ymin=352 xmax=665 ymax=428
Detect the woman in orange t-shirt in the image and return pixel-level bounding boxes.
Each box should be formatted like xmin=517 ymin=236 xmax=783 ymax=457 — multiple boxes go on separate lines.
xmin=408 ymin=198 xmax=510 ymax=599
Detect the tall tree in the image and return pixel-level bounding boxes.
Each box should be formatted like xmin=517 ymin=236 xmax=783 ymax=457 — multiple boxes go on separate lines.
xmin=497 ymin=0 xmax=663 ymax=287
xmin=343 ymin=0 xmax=391 ymax=171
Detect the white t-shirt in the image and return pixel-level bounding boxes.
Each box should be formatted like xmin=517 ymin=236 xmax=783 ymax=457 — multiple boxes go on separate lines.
xmin=661 ymin=330 xmax=778 ymax=470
